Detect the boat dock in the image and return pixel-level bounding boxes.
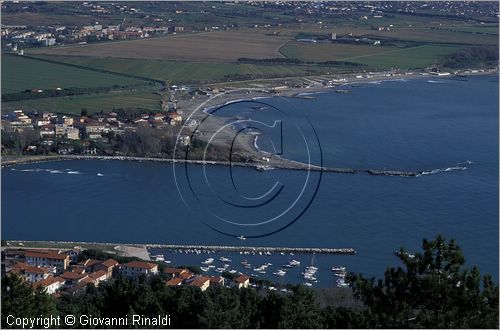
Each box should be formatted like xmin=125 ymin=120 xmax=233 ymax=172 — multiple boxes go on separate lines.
xmin=146 ymin=244 xmax=356 ymax=255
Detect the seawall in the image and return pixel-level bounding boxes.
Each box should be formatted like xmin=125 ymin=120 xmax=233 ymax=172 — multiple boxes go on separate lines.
xmin=2 ymin=155 xmax=421 ymax=177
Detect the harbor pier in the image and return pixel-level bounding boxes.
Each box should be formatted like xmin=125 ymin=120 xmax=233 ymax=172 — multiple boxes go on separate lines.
xmin=146 ymin=244 xmax=356 ymax=255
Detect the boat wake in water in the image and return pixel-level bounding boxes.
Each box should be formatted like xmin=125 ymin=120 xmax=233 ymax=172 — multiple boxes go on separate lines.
xmin=418 ymin=160 xmax=473 ymax=176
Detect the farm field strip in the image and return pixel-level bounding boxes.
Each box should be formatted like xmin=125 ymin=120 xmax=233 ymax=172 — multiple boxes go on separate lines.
xmin=2 ymin=90 xmax=162 ymax=115
xmin=27 ymin=55 xmax=343 ymax=83
xmin=27 ymin=31 xmax=291 ymax=62
xmin=1 ymin=54 xmax=147 ymax=94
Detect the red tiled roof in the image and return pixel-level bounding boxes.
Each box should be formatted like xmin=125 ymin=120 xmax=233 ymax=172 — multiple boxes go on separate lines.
xmin=25 ymin=266 xmax=51 ymax=275
xmin=89 ymin=270 xmax=108 ymax=280
xmin=189 ymin=276 xmax=210 ymax=288
xmin=164 ymin=267 xmax=186 ymax=274
xmin=25 ymin=251 xmax=69 ymax=260
xmin=166 ymin=277 xmax=183 ymax=286
xmin=61 ymin=272 xmax=88 ymax=281
xmin=209 ymin=276 xmax=223 ymax=283
xmin=85 ymin=259 xmax=102 ymax=267
xmin=32 ymin=276 xmax=64 ymax=289
xmin=101 ymin=259 xmax=119 ymax=268
xmin=234 ymin=275 xmax=250 ymax=283
xmin=123 ymin=261 xmax=157 ymax=270
xmin=9 ymin=262 xmax=30 ymax=273
xmin=80 ymin=277 xmax=95 ymax=285
xmin=179 ymin=271 xmax=194 ymax=279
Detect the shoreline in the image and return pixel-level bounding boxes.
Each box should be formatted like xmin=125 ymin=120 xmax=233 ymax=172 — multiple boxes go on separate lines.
xmin=182 ymin=69 xmax=498 ymax=130
xmin=2 ymin=70 xmax=494 ymax=173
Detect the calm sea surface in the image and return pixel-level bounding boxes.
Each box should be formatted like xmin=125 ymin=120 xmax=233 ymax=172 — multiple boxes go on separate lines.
xmin=2 ymin=75 xmax=498 ymax=286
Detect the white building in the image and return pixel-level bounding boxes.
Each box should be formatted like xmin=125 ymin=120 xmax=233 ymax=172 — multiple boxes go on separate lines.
xmin=120 ymin=261 xmax=159 ymax=279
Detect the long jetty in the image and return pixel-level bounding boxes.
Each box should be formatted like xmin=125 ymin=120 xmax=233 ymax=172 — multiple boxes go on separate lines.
xmin=146 ymin=243 xmax=356 ymax=255
xmin=5 ymin=240 xmax=356 ymax=256
xmin=2 ymin=155 xmax=420 ymax=177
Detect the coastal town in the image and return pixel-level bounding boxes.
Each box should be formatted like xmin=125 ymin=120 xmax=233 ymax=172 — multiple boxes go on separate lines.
xmin=1 ymin=1 xmax=499 ymax=329
xmin=2 ymin=246 xmax=253 ymax=298
xmin=2 ymin=66 xmax=496 ymax=162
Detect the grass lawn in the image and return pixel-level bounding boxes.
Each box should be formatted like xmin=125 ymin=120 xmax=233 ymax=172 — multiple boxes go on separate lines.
xmin=1 ymin=54 xmax=147 ymax=94
xmin=2 ymin=89 xmax=162 ymax=115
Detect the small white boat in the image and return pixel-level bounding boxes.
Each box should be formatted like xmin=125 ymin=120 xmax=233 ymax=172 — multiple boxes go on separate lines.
xmin=202 ymin=258 xmax=214 ymax=265
xmin=200 ymin=267 xmax=210 ymax=272
xmin=273 ymin=270 xmax=286 ymax=276
xmin=303 ymin=282 xmax=313 ymax=287
xmin=331 ymin=266 xmax=346 ymax=272
xmin=237 ymin=235 xmax=246 ymax=240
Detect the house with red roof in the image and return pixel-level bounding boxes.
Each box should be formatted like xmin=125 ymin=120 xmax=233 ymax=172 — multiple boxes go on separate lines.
xmin=188 ymin=276 xmax=210 ymax=291
xmin=32 ymin=276 xmax=65 ymax=295
xmin=165 ymin=277 xmax=183 ymax=287
xmin=24 ymin=251 xmax=69 ymax=273
xmin=120 ymin=261 xmax=159 ymax=279
xmin=233 ymin=275 xmax=250 ymax=289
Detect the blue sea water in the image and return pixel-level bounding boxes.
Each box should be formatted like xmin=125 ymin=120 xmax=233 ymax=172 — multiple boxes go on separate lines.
xmin=2 ymin=75 xmax=498 ymax=286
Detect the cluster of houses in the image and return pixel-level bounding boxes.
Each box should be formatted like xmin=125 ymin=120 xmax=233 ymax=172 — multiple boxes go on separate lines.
xmin=2 ymin=21 xmax=182 ymax=52
xmin=164 ymin=267 xmax=249 ymax=291
xmin=2 ymin=109 xmax=191 ymax=152
xmin=3 ymin=248 xmax=251 ymax=297
xmin=5 ymin=248 xmax=118 ymax=296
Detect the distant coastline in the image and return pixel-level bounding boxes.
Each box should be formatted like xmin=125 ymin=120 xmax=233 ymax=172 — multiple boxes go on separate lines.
xmin=2 ymin=70 xmax=496 ymax=172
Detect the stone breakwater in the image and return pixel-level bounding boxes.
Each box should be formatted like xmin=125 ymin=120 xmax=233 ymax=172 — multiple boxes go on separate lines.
xmin=146 ymin=244 xmax=357 ymax=255
xmin=6 ymin=240 xmax=356 ymax=256
xmin=2 ymin=155 xmax=421 ymax=177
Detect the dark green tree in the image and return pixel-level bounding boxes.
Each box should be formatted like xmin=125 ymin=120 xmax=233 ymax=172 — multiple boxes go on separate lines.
xmin=2 ymin=274 xmax=58 ymax=328
xmin=347 ymin=235 xmax=499 ymax=328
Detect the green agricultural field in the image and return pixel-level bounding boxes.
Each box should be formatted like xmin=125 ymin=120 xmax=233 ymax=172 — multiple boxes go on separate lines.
xmin=438 ymin=24 xmax=499 ymax=35
xmin=345 ymin=45 xmax=459 ymax=69
xmin=280 ymin=41 xmax=390 ymax=62
xmin=2 ymin=90 xmax=162 ymax=115
xmin=372 ymin=26 xmax=499 ymax=45
xmin=1 ymin=54 xmax=147 ymax=94
xmin=280 ymin=40 xmax=459 ymax=70
xmin=28 ymin=55 xmax=347 ymax=83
